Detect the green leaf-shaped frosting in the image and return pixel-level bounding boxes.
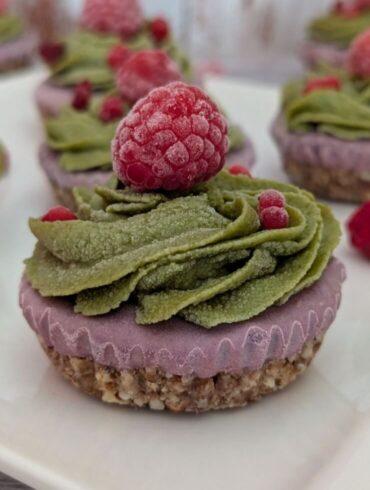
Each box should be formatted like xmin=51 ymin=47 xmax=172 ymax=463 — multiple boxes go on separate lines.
xmin=24 ymin=171 xmax=341 ymax=328
xmin=0 ymin=15 xmax=23 ymax=44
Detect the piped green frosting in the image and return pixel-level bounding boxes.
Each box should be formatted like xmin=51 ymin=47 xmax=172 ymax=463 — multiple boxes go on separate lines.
xmin=0 ymin=14 xmax=23 ymax=44
xmin=24 ymin=171 xmax=341 ymax=329
xmin=309 ymin=11 xmax=370 ymax=48
xmin=50 ymin=29 xmax=192 ymax=89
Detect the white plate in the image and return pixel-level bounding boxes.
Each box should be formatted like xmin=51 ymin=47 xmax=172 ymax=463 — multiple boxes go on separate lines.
xmin=0 ymin=70 xmax=369 ymax=490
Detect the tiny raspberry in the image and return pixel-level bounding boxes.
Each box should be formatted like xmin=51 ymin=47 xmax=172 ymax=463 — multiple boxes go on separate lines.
xmin=259 ymin=189 xmax=286 ymax=211
xmin=112 ymin=81 xmax=229 ymax=191
xmin=260 ymin=207 xmax=289 ymax=230
xmin=347 ymin=201 xmax=370 ymax=259
xmin=228 ymin=165 xmax=252 ymax=177
xmin=80 ymin=0 xmax=144 ymax=38
xmin=72 ymin=81 xmax=92 ymax=111
xmin=39 ymin=42 xmax=65 ymax=65
xmin=99 ymin=96 xmax=125 ymax=122
xmin=150 ymin=17 xmax=170 ymax=43
xmin=0 ymin=0 xmax=8 ymax=15
xmin=116 ymin=50 xmax=182 ymax=103
xmin=348 ymin=29 xmax=370 ymax=78
xmin=41 ymin=206 xmax=77 ymax=222
xmin=304 ymin=76 xmax=342 ymax=94
xmin=333 ymin=1 xmax=361 ymax=17
xmin=107 ymin=44 xmax=131 ymax=70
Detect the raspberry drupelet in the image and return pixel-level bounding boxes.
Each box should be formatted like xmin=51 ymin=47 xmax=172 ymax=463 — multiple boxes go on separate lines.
xmin=258 ymin=190 xmax=286 ymax=211
xmin=42 ymin=206 xmax=77 ymax=222
xmin=260 ymin=207 xmax=289 ymax=230
xmin=72 ymin=81 xmax=92 ymax=111
xmin=39 ymin=42 xmax=65 ymax=65
xmin=107 ymin=45 xmax=132 ymax=71
xmin=112 ymin=81 xmax=229 ymax=191
xmin=348 ymin=29 xmax=370 ymax=79
xmin=228 ymin=165 xmax=252 ymax=177
xmin=304 ymin=76 xmax=342 ymax=95
xmin=150 ymin=17 xmax=170 ymax=43
xmin=347 ymin=201 xmax=370 ymax=259
xmin=80 ymin=0 xmax=144 ymax=38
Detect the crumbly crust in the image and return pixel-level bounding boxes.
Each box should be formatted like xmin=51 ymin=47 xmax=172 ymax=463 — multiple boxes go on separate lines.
xmin=38 ymin=334 xmax=323 ymax=413
xmin=283 ymin=158 xmax=370 ymax=203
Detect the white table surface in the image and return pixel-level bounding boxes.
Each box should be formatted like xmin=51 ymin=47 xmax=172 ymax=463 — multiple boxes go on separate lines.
xmin=0 ymin=69 xmax=369 ymax=490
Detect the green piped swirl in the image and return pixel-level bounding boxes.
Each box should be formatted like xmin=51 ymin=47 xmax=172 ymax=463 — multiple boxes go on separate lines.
xmin=50 ymin=29 xmax=193 ymax=89
xmin=309 ymin=11 xmax=370 ymax=48
xmin=0 ymin=15 xmax=23 ymax=44
xmin=24 ymin=171 xmax=341 ymax=328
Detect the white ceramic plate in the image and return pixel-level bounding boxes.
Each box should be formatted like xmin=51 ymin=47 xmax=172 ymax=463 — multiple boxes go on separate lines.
xmin=0 ymin=70 xmax=369 ymax=490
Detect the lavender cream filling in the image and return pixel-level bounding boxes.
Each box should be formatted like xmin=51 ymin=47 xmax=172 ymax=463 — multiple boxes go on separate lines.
xmin=272 ymin=114 xmax=370 ymax=175
xmin=300 ymin=40 xmax=348 ymax=68
xmin=35 ymin=80 xmax=75 ymax=118
xmin=0 ymin=31 xmax=37 ymax=67
xmin=19 ymin=258 xmax=345 ymax=378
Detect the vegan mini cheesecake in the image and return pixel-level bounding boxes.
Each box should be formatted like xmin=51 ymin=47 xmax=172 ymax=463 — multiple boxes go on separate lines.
xmin=273 ymin=28 xmax=370 ymax=203
xmin=21 ymin=82 xmax=344 ymax=412
xmin=301 ymin=0 xmax=370 ymax=69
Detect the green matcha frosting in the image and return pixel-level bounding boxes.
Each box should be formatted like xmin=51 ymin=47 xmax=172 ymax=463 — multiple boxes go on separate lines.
xmin=51 ymin=29 xmax=192 ymax=89
xmin=282 ymin=69 xmax=370 ymax=140
xmin=24 ymin=171 xmax=341 ymax=329
xmin=45 ymin=105 xmax=248 ymax=172
xmin=0 ymin=14 xmax=23 ymax=44
xmin=309 ymin=11 xmax=370 ymax=47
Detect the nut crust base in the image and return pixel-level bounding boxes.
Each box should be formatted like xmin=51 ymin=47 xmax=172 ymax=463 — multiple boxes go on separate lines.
xmin=284 ymin=159 xmax=370 ymax=203
xmin=39 ymin=335 xmax=323 ymax=413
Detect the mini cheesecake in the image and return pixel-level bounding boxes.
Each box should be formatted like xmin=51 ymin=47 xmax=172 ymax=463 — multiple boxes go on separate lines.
xmin=21 ymin=82 xmax=343 ymax=412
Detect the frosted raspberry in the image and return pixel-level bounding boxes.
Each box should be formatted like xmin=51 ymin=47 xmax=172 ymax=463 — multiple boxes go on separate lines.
xmin=72 ymin=81 xmax=92 ymax=111
xmin=99 ymin=96 xmax=125 ymax=122
xmin=259 ymin=189 xmax=286 ymax=210
xmin=260 ymin=207 xmax=289 ymax=230
xmin=107 ymin=44 xmax=131 ymax=70
xmin=0 ymin=0 xmax=8 ymax=15
xmin=304 ymin=76 xmax=342 ymax=94
xmin=348 ymin=29 xmax=370 ymax=78
xmin=150 ymin=17 xmax=170 ymax=43
xmin=347 ymin=201 xmax=370 ymax=259
xmin=42 ymin=206 xmax=77 ymax=222
xmin=333 ymin=1 xmax=361 ymax=17
xmin=112 ymin=81 xmax=229 ymax=191
xmin=228 ymin=165 xmax=252 ymax=177
xmin=116 ymin=50 xmax=182 ymax=103
xmin=80 ymin=0 xmax=144 ymax=38
xmin=39 ymin=42 xmax=65 ymax=65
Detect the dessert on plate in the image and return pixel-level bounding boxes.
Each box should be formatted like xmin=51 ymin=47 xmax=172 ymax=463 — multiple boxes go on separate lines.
xmin=301 ymin=0 xmax=370 ymax=69
xmin=0 ymin=0 xmax=36 ymax=73
xmin=35 ymin=0 xmax=193 ymax=118
xmin=38 ymin=54 xmax=254 ymax=208
xmin=20 ymin=82 xmax=344 ymax=412
xmin=273 ymin=29 xmax=370 ymax=202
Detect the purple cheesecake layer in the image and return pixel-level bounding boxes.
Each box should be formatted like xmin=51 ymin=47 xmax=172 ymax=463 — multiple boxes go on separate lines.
xmin=0 ymin=31 xmax=37 ymax=68
xmin=35 ymin=80 xmax=74 ymax=118
xmin=226 ymin=137 xmax=255 ymax=169
xmin=20 ymin=258 xmax=345 ymax=378
xmin=39 ymin=144 xmax=112 ymax=190
xmin=300 ymin=40 xmax=347 ymax=69
xmin=272 ymin=114 xmax=370 ymax=174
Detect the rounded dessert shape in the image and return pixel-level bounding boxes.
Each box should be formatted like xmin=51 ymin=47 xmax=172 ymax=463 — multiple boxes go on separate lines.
xmin=39 ymin=144 xmax=111 ymax=209
xmin=0 ymin=31 xmax=37 ymax=73
xmin=300 ymin=41 xmax=348 ymax=69
xmin=272 ymin=115 xmax=370 ymax=202
xmin=20 ymin=259 xmax=345 ymax=412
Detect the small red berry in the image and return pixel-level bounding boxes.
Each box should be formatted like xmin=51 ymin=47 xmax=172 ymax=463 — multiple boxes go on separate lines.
xmin=260 ymin=207 xmax=289 ymax=230
xmin=348 ymin=29 xmax=370 ymax=78
xmin=107 ymin=45 xmax=131 ymax=70
xmin=304 ymin=76 xmax=342 ymax=95
xmin=80 ymin=0 xmax=144 ymax=38
xmin=259 ymin=189 xmax=286 ymax=211
xmin=72 ymin=81 xmax=92 ymax=111
xmin=150 ymin=17 xmax=170 ymax=43
xmin=333 ymin=1 xmax=361 ymax=17
xmin=39 ymin=42 xmax=65 ymax=65
xmin=99 ymin=96 xmax=125 ymax=122
xmin=41 ymin=206 xmax=77 ymax=222
xmin=347 ymin=201 xmax=370 ymax=259
xmin=228 ymin=165 xmax=252 ymax=177
xmin=116 ymin=50 xmax=182 ymax=103
xmin=112 ymin=81 xmax=229 ymax=191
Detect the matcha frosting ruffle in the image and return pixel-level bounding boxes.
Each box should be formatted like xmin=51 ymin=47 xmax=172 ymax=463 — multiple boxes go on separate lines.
xmin=44 ymin=106 xmax=249 ymax=172
xmin=282 ymin=72 xmax=370 ymax=140
xmin=309 ymin=11 xmax=370 ymax=48
xmin=51 ymin=29 xmax=192 ymax=89
xmin=0 ymin=14 xmax=23 ymax=44
xmin=24 ymin=171 xmax=341 ymax=329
